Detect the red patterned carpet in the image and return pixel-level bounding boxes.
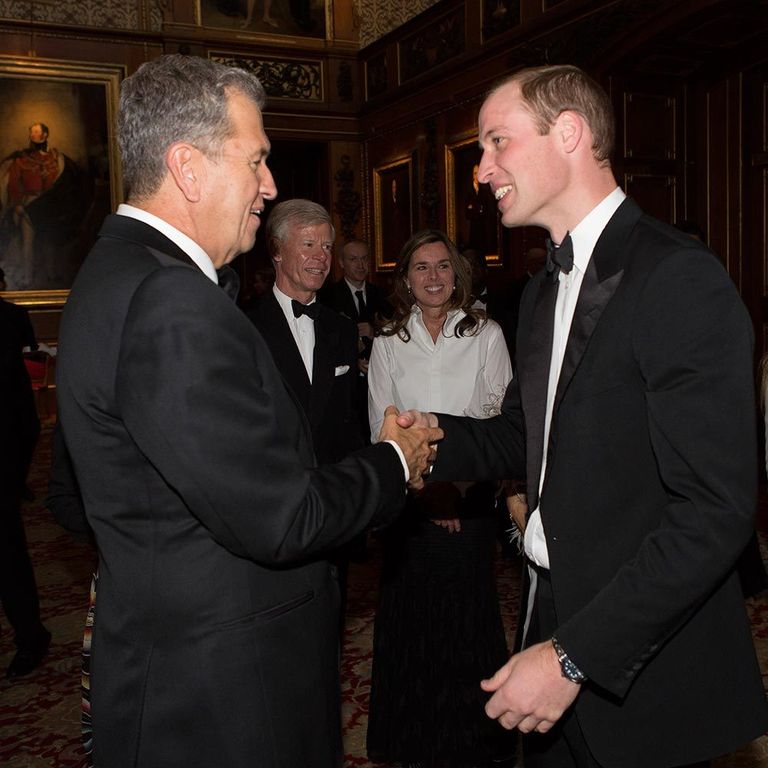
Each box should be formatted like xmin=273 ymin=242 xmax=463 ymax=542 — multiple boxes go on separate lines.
xmin=1 ymin=424 xmax=767 ymax=767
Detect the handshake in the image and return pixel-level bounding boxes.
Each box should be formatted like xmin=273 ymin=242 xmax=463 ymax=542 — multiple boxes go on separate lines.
xmin=378 ymin=406 xmax=442 ymax=490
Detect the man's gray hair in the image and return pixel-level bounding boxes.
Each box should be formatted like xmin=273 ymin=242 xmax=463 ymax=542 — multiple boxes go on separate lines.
xmin=266 ymin=199 xmax=335 ymax=260
xmin=118 ymin=54 xmax=266 ymax=201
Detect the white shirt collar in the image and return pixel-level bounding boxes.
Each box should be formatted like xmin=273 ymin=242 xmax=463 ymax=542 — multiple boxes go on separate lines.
xmin=344 ymin=277 xmax=366 ymax=295
xmin=117 ymin=203 xmax=218 ymax=284
xmin=568 ymin=187 xmax=626 ymax=273
xmin=273 ymin=284 xmax=317 ymax=316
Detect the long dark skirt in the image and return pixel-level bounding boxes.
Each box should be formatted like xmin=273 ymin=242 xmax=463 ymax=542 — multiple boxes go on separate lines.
xmin=366 ymin=483 xmax=514 ymax=767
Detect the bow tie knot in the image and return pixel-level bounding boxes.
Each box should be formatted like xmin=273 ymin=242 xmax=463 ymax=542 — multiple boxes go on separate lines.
xmin=545 ymin=233 xmax=574 ymax=280
xmin=291 ymin=299 xmax=320 ymax=320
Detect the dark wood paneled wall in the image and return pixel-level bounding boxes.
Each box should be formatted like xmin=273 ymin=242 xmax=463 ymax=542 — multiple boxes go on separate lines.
xmin=1 ymin=0 xmax=767 ymax=362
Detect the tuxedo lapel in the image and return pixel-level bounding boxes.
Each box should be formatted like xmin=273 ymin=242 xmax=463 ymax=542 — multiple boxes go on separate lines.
xmin=518 ymin=274 xmax=558 ymax=511
xmin=553 ymin=199 xmax=641 ymax=413
xmin=255 ymin=293 xmax=311 ymax=411
xmin=309 ymin=307 xmax=337 ymax=428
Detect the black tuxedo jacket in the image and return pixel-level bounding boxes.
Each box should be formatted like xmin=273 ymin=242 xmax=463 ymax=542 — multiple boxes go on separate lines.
xmin=247 ymin=291 xmax=362 ymax=464
xmin=432 ymin=199 xmax=768 ymax=766
xmin=318 ymin=278 xmax=391 ymax=326
xmin=56 ymin=214 xmax=405 ymax=768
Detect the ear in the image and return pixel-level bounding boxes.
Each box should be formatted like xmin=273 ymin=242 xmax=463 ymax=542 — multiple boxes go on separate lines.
xmin=166 ymin=142 xmax=204 ymax=202
xmin=555 ymin=110 xmax=584 ymax=155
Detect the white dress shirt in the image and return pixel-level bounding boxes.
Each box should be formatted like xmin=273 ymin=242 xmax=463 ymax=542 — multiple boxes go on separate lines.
xmin=368 ymin=307 xmax=512 ymax=440
xmin=272 ymin=285 xmax=316 ymax=382
xmin=524 ymin=186 xmax=626 ymax=569
xmin=116 ymin=204 xmax=218 ymax=284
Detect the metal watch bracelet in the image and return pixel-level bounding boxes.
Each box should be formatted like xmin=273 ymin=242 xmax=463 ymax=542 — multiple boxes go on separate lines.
xmin=551 ymin=636 xmax=587 ymax=683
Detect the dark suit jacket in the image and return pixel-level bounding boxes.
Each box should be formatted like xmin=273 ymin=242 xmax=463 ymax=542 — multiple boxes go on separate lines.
xmin=247 ymin=291 xmax=362 ymax=464
xmin=318 ymin=278 xmax=391 ymax=328
xmin=56 ymin=214 xmax=405 ymax=768
xmin=432 ymin=199 xmax=768 ymax=767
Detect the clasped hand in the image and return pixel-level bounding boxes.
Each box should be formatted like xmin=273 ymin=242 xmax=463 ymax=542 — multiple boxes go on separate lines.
xmin=377 ymin=406 xmax=442 ymax=490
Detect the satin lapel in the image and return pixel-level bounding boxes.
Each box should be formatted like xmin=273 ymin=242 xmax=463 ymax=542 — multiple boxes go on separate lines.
xmin=552 ymin=198 xmax=641 ymax=414
xmin=553 ymin=260 xmax=624 ymax=413
xmin=517 ymin=274 xmax=558 ymax=511
xmin=309 ymin=307 xmax=337 ymax=427
xmin=258 ymin=294 xmax=311 ymax=412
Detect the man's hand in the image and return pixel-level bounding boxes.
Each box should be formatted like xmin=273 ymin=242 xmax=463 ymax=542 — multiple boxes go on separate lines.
xmin=432 ymin=517 xmax=461 ymax=533
xmin=357 ymin=321 xmax=374 ymax=339
xmin=378 ymin=405 xmax=443 ymax=489
xmin=481 ymin=640 xmax=581 ymax=734
xmin=395 ymin=409 xmax=439 ymax=430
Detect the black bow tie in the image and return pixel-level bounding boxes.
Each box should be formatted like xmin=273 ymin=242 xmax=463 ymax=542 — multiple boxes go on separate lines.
xmin=217 ymin=266 xmax=240 ymax=301
xmin=545 ymin=233 xmax=574 ymax=281
xmin=291 ymin=299 xmax=320 ymax=320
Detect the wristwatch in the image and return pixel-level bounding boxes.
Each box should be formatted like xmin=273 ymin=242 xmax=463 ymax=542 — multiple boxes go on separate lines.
xmin=551 ymin=636 xmax=587 ymax=684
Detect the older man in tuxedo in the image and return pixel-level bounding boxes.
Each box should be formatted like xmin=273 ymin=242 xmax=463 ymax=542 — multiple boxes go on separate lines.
xmin=56 ymin=54 xmax=439 ymax=768
xmin=401 ymin=64 xmax=767 ymax=768
xmin=247 ymin=200 xmax=368 ymax=616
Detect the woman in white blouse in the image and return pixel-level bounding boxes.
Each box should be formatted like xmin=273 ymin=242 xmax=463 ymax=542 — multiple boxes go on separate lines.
xmin=366 ymin=230 xmax=515 ymax=768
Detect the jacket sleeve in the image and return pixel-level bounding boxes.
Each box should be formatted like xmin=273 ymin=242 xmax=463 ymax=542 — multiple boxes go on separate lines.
xmin=115 ymin=267 xmax=405 ymax=565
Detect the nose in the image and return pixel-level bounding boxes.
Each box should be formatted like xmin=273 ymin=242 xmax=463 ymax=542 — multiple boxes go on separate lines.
xmin=259 ymin=163 xmax=278 ymax=201
xmin=477 ymin=149 xmax=493 ymax=185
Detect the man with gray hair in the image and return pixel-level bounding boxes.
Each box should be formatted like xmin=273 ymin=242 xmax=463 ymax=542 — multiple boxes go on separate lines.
xmin=56 ymin=55 xmax=440 ymax=768
xmin=248 ymin=199 xmax=366 ymax=623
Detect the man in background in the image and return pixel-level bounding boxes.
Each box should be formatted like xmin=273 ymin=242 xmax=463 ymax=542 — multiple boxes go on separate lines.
xmin=248 ymin=199 xmax=367 ymax=619
xmin=319 ymin=238 xmax=391 ymax=440
xmin=0 ymin=272 xmax=49 ymax=679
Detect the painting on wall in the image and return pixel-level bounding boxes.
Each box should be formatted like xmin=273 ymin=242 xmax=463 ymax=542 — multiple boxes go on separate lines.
xmin=445 ymin=136 xmax=500 ymax=265
xmin=199 ymin=0 xmax=328 ymax=40
xmin=373 ymin=154 xmax=416 ymax=270
xmin=0 ymin=58 xmax=122 ymax=301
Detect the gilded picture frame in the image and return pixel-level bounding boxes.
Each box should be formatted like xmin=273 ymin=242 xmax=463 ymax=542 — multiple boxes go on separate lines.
xmin=445 ymin=136 xmax=501 ymax=265
xmin=198 ymin=0 xmax=330 ymax=41
xmin=0 ymin=57 xmax=123 ymax=306
xmin=373 ymin=154 xmax=415 ymax=270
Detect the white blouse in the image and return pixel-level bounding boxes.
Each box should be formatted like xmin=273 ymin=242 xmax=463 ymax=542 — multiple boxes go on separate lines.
xmin=368 ymin=306 xmax=512 ymax=441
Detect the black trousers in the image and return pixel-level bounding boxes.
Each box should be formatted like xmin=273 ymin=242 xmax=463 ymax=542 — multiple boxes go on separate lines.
xmin=522 ymin=566 xmax=709 ymax=768
xmin=0 ymin=495 xmax=47 ymax=649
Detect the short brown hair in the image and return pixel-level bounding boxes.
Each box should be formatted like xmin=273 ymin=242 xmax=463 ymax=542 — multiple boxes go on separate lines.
xmin=492 ymin=64 xmax=615 ymax=165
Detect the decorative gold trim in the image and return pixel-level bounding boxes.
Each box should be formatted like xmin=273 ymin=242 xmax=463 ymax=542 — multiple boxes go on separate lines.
xmin=0 ymin=56 xmax=123 ymax=303
xmin=373 ymin=154 xmax=413 ymax=271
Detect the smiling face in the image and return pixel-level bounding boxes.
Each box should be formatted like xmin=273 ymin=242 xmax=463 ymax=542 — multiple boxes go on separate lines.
xmin=406 ymin=241 xmax=455 ymax=312
xmin=477 ymin=81 xmax=567 ymax=232
xmin=200 ymin=90 xmax=277 ymax=267
xmin=273 ymin=221 xmax=333 ymax=302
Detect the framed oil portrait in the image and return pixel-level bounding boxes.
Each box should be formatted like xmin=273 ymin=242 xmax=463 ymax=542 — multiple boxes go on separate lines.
xmin=0 ymin=57 xmax=123 ymax=304
xmin=199 ymin=0 xmax=329 ymax=41
xmin=373 ymin=154 xmax=415 ymax=270
xmin=445 ymin=136 xmax=501 ymax=265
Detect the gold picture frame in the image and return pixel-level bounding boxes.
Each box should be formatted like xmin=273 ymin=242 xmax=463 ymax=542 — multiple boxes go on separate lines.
xmin=0 ymin=56 xmax=123 ymax=306
xmin=445 ymin=135 xmax=501 ymax=265
xmin=373 ymin=154 xmax=415 ymax=270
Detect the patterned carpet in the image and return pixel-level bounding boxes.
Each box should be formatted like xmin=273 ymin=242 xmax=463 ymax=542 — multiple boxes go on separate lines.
xmin=1 ymin=424 xmax=767 ymax=767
